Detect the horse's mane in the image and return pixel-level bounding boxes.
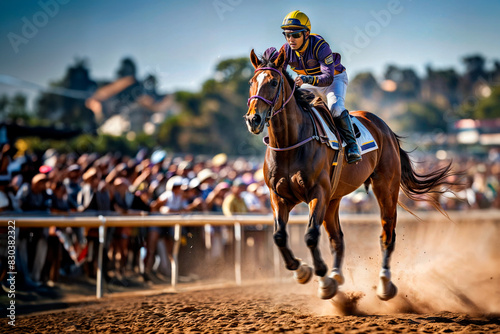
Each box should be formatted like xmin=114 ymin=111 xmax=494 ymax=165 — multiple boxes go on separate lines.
xmin=260 ymin=53 xmax=315 ymax=111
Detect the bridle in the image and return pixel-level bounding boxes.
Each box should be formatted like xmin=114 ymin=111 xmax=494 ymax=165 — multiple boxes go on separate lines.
xmin=247 ymin=66 xmax=317 ymax=152
xmin=247 ymin=66 xmax=295 ymax=124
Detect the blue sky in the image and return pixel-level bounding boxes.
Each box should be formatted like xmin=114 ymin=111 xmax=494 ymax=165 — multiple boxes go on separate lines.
xmin=1 ymin=0 xmax=500 ymax=98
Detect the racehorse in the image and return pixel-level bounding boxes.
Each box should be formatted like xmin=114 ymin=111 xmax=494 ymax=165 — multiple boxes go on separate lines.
xmin=244 ymin=47 xmax=456 ymax=300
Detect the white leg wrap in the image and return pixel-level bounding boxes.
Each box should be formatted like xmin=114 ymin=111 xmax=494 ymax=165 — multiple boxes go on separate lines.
xmin=293 ymin=262 xmax=313 ymax=284
xmin=379 ymin=268 xmax=391 ymax=280
xmin=329 ymin=268 xmax=345 ymax=285
xmin=376 ymin=268 xmax=397 ymax=301
xmin=317 ymin=275 xmax=338 ymax=300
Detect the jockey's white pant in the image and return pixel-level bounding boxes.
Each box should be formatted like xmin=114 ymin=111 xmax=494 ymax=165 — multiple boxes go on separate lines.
xmin=301 ymin=71 xmax=348 ymax=117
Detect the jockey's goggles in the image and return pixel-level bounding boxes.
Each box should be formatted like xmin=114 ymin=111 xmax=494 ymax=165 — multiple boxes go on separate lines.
xmin=282 ymin=30 xmax=305 ymax=39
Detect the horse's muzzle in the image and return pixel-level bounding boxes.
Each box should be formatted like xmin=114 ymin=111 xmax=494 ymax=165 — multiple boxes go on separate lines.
xmin=245 ymin=113 xmax=265 ymax=134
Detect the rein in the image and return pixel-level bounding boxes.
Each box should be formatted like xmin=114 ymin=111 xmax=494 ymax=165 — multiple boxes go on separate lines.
xmin=263 ymin=135 xmax=318 ymax=151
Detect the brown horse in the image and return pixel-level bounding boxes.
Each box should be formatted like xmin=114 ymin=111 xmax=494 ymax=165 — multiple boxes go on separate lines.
xmin=244 ymin=47 xmax=455 ymax=300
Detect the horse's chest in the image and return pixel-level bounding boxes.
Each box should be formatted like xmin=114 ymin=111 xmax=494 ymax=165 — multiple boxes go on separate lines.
xmin=269 ymin=170 xmax=309 ymax=198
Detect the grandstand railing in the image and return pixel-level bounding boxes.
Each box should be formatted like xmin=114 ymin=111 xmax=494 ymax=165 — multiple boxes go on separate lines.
xmin=10 ymin=210 xmax=500 ymax=298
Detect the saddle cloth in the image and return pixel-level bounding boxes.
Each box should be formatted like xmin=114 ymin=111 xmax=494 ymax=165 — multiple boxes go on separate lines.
xmin=311 ymin=107 xmax=378 ymax=155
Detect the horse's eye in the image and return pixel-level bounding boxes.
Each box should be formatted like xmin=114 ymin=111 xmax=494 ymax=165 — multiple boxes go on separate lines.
xmin=271 ymin=80 xmax=278 ymax=87
xmin=249 ymin=80 xmax=253 ymax=86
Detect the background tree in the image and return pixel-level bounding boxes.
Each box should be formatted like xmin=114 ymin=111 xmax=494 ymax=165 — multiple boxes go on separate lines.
xmin=157 ymin=57 xmax=261 ymax=155
xmin=396 ymin=102 xmax=448 ymax=133
xmin=0 ymin=94 xmax=32 ymax=123
xmin=470 ymin=86 xmax=500 ymax=119
xmin=36 ymin=59 xmax=97 ymax=132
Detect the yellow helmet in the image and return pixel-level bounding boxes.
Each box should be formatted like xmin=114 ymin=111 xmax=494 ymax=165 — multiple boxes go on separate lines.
xmin=281 ymin=10 xmax=311 ymax=31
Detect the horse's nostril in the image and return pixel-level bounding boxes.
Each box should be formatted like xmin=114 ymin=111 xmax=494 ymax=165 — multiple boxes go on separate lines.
xmin=253 ymin=114 xmax=261 ymax=125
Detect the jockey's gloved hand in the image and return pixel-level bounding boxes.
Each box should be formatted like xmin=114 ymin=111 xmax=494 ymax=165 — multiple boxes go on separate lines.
xmin=299 ymin=75 xmax=314 ymax=84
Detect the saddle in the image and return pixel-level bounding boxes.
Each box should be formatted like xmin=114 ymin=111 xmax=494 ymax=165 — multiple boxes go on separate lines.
xmin=308 ymin=97 xmax=342 ymax=147
xmin=307 ymin=97 xmax=361 ymax=145
xmin=306 ymin=97 xmax=344 ymax=194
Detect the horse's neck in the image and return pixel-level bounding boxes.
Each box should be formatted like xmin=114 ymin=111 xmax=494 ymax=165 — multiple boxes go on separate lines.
xmin=268 ymin=101 xmax=305 ymax=148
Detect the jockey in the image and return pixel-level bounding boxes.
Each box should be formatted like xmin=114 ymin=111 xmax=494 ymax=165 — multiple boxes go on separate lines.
xmin=279 ymin=10 xmax=361 ymax=164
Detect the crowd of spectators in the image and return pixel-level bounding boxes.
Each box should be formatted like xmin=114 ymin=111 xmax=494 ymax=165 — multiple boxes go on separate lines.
xmin=0 ymin=144 xmax=274 ymax=294
xmin=1 ymin=143 xmax=500 ymax=296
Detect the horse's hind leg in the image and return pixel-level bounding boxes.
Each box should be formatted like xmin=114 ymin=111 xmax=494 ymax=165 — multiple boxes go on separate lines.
xmin=323 ymin=199 xmax=345 ymax=285
xmin=371 ymin=173 xmax=399 ymax=301
xmin=271 ymin=193 xmax=312 ymax=284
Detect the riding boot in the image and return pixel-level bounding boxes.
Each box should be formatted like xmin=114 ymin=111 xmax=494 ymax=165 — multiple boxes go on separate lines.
xmin=334 ymin=110 xmax=362 ymax=164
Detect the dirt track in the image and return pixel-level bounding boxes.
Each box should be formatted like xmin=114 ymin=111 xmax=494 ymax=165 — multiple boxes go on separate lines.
xmin=2 ymin=216 xmax=500 ymax=333
xmin=2 ymin=283 xmax=499 ymax=333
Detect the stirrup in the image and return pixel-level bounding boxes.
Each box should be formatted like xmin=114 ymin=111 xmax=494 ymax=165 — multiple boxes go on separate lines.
xmin=347 ymin=154 xmax=362 ymax=164
xmin=346 ymin=146 xmax=362 ymax=164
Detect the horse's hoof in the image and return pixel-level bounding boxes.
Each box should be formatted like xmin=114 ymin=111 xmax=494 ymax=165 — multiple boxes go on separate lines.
xmin=318 ymin=275 xmax=338 ymax=299
xmin=329 ymin=269 xmax=345 ymax=285
xmin=376 ymin=276 xmax=398 ymax=301
xmin=293 ymin=263 xmax=313 ymax=284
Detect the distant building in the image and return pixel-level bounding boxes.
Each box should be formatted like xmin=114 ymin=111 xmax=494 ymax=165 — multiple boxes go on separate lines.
xmin=455 ymin=119 xmax=500 ymax=146
xmin=86 ymin=73 xmax=180 ymax=136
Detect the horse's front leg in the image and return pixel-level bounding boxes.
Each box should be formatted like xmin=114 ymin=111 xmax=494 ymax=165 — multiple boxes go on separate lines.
xmin=271 ymin=192 xmax=313 ymax=284
xmin=306 ymin=191 xmax=338 ymax=299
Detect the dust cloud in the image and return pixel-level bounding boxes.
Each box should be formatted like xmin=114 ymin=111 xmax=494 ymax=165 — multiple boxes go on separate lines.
xmin=292 ymin=213 xmax=500 ymax=316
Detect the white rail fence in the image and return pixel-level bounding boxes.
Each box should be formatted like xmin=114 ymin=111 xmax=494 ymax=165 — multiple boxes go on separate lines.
xmin=10 ymin=210 xmax=500 ymax=298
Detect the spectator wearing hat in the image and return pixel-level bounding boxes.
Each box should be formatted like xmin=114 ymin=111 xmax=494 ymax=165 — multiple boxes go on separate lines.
xmin=222 ymin=179 xmax=248 ymax=216
xmin=105 ymin=162 xmax=128 ymax=186
xmin=180 ymin=177 xmax=208 ymax=279
xmin=151 ymin=150 xmax=167 ymax=167
xmin=15 ymin=173 xmax=52 ymax=287
xmin=111 ymin=176 xmax=151 ymax=277
xmin=76 ymin=168 xmax=112 ymax=280
xmin=63 ymin=163 xmax=86 ymax=264
xmin=184 ymin=178 xmax=207 ymax=212
xmin=77 ymin=168 xmax=111 ymax=213
xmin=64 ymin=164 xmax=82 ymax=211
xmin=152 ymin=176 xmax=188 ymax=214
xmin=16 ymin=173 xmax=51 ymax=212
xmin=112 ymin=177 xmax=150 ymax=214
xmin=205 ymin=182 xmax=230 ymax=213
xmin=255 ymin=184 xmax=271 ymax=212
xmin=110 ymin=177 xmax=133 ymax=277
xmin=177 ymin=161 xmax=195 ymax=179
xmin=218 ymin=179 xmax=250 ymax=273
xmin=130 ymin=167 xmax=153 ymax=206
xmin=197 ymin=168 xmax=217 ymax=200
xmin=51 ymin=181 xmax=70 ymax=213
xmin=241 ymin=183 xmax=271 ymax=273
xmin=241 ymin=183 xmax=269 ymax=214
xmin=211 ymin=153 xmax=228 ymax=172
xmin=203 ymin=181 xmax=231 ymax=267
xmin=143 ymin=176 xmax=188 ymax=284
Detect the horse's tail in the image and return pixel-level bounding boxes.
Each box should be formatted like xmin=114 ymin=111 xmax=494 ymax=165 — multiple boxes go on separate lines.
xmin=395 ymin=134 xmax=457 ymax=218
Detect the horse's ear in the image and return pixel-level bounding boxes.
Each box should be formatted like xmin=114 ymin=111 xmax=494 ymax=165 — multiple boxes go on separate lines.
xmin=274 ymin=46 xmax=286 ymax=70
xmin=250 ymin=49 xmax=261 ymax=69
